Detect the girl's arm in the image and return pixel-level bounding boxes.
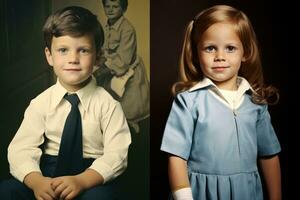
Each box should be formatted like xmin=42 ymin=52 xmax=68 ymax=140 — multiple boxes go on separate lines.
xmin=259 ymin=155 xmax=281 ymax=200
xmin=168 ymin=155 xmax=190 ymax=192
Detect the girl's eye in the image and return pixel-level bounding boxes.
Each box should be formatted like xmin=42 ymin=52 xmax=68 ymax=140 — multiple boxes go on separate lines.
xmin=226 ymin=46 xmax=236 ymax=52
xmin=204 ymin=46 xmax=216 ymax=53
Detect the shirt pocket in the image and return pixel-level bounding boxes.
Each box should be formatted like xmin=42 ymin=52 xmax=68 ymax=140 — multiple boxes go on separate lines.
xmin=107 ymin=31 xmax=120 ymax=52
xmin=82 ymin=120 xmax=104 ymax=151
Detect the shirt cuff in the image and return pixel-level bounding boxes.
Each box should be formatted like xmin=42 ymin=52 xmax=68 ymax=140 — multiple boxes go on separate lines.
xmin=104 ymin=58 xmax=112 ymax=69
xmin=11 ymin=161 xmax=41 ymax=182
xmin=173 ymin=187 xmax=194 ymax=200
xmin=88 ymin=161 xmax=114 ymax=183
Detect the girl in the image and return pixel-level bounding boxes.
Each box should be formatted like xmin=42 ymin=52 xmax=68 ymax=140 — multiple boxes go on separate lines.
xmin=161 ymin=5 xmax=281 ymax=200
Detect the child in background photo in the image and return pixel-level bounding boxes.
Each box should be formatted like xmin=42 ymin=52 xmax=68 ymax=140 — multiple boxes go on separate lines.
xmin=0 ymin=6 xmax=131 ymax=200
xmin=161 ymin=5 xmax=281 ymax=200
xmin=94 ymin=0 xmax=150 ymax=133
xmin=94 ymin=1 xmax=150 ymax=198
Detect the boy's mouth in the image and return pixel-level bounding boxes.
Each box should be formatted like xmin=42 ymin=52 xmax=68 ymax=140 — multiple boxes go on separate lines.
xmin=64 ymin=68 xmax=81 ymax=71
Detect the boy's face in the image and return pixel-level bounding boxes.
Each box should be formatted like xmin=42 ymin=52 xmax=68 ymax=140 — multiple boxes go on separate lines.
xmin=104 ymin=0 xmax=123 ymax=22
xmin=45 ymin=33 xmax=98 ymax=92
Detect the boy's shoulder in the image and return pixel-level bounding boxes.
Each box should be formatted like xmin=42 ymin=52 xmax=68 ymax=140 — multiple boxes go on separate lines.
xmin=85 ymin=85 xmax=124 ymax=116
xmin=120 ymin=17 xmax=135 ymax=33
xmin=31 ymin=84 xmax=56 ymax=104
xmin=23 ymin=84 xmax=57 ymax=114
xmin=89 ymin=85 xmax=119 ymax=106
xmin=92 ymin=86 xmax=115 ymax=101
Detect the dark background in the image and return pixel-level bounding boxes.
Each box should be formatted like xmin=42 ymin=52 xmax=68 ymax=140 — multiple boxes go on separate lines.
xmin=0 ymin=0 xmax=53 ymax=179
xmin=150 ymin=0 xmax=294 ymax=199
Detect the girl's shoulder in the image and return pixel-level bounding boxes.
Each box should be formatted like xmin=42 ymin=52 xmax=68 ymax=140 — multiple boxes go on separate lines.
xmin=174 ymin=88 xmax=209 ymax=110
xmin=176 ymin=87 xmax=208 ymax=98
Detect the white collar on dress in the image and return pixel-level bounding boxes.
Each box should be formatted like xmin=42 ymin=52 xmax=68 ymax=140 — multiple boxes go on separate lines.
xmin=188 ymin=76 xmax=253 ymax=109
xmin=188 ymin=76 xmax=252 ymax=94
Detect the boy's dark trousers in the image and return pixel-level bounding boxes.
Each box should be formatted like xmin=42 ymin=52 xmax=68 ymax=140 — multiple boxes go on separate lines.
xmin=0 ymin=154 xmax=121 ymax=200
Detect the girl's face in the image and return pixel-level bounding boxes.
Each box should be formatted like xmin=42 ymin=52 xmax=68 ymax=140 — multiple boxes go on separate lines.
xmin=104 ymin=0 xmax=123 ymax=23
xmin=45 ymin=33 xmax=97 ymax=92
xmin=197 ymin=23 xmax=245 ymax=90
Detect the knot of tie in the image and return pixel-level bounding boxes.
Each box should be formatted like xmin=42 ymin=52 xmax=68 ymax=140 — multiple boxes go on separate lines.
xmin=64 ymin=94 xmax=80 ymax=106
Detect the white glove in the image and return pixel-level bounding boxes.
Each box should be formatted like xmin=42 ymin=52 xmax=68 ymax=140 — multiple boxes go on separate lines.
xmin=172 ymin=187 xmax=194 ymax=200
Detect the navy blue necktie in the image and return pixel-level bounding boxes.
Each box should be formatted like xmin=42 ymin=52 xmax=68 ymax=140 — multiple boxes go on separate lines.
xmin=54 ymin=94 xmax=84 ymax=176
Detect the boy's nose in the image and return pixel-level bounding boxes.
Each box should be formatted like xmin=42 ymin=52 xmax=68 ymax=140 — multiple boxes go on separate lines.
xmin=106 ymin=6 xmax=113 ymax=12
xmin=68 ymin=52 xmax=79 ymax=64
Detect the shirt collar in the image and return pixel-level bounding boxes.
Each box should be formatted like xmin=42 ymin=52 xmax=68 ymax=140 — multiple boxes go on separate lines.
xmin=106 ymin=16 xmax=124 ymax=31
xmin=76 ymin=76 xmax=98 ymax=112
xmin=188 ymin=77 xmax=214 ymax=92
xmin=50 ymin=76 xmax=98 ymax=112
xmin=188 ymin=76 xmax=253 ymax=95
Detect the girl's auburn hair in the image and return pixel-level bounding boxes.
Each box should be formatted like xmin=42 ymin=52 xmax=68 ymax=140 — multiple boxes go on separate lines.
xmin=172 ymin=5 xmax=279 ymax=105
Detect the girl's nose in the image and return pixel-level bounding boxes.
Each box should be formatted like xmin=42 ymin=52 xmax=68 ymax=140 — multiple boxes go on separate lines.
xmin=214 ymin=51 xmax=225 ymax=62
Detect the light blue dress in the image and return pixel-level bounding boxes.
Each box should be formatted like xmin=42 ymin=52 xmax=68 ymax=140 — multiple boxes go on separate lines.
xmin=161 ymin=82 xmax=281 ymax=200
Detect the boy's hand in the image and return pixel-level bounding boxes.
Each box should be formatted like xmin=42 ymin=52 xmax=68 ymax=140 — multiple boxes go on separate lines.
xmin=24 ymin=172 xmax=56 ymax=200
xmin=51 ymin=176 xmax=84 ymax=200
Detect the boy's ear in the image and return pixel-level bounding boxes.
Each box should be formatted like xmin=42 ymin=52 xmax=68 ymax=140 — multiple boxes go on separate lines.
xmin=95 ymin=50 xmax=102 ymax=66
xmin=45 ymin=47 xmax=54 ymax=66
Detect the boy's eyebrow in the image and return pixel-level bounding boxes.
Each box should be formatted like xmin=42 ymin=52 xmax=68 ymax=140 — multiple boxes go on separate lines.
xmin=53 ymin=44 xmax=94 ymax=48
xmin=78 ymin=45 xmax=93 ymax=48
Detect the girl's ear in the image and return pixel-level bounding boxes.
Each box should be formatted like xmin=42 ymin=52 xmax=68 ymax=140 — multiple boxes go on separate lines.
xmin=242 ymin=55 xmax=246 ymax=62
xmin=45 ymin=47 xmax=53 ymax=66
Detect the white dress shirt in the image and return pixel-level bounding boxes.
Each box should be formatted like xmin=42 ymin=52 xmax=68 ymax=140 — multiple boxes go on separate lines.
xmin=8 ymin=77 xmax=131 ymax=183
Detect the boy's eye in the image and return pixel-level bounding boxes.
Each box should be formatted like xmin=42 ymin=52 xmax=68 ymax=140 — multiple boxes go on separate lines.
xmin=112 ymin=5 xmax=120 ymax=9
xmin=58 ymin=48 xmax=67 ymax=54
xmin=104 ymin=5 xmax=120 ymax=9
xmin=204 ymin=46 xmax=216 ymax=53
xmin=79 ymin=48 xmax=90 ymax=54
xmin=226 ymin=46 xmax=236 ymax=52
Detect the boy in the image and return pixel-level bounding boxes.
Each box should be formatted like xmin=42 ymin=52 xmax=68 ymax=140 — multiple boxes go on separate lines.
xmin=94 ymin=1 xmax=150 ymax=199
xmin=94 ymin=0 xmax=150 ymax=132
xmin=0 ymin=6 xmax=131 ymax=200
